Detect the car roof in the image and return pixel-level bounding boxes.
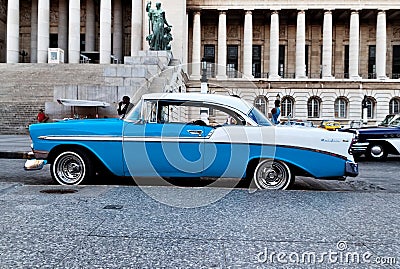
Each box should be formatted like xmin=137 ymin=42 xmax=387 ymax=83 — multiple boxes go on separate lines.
xmin=141 ymin=93 xmax=253 ymax=114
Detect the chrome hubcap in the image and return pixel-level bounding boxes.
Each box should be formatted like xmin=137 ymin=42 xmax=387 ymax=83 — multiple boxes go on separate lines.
xmin=53 ymin=152 xmax=85 ymax=185
xmin=370 ymin=145 xmax=384 ymax=158
xmin=254 ymin=160 xmax=291 ymax=190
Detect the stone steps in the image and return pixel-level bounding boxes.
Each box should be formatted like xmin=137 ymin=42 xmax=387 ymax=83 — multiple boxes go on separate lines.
xmin=0 ymin=51 xmax=182 ymax=134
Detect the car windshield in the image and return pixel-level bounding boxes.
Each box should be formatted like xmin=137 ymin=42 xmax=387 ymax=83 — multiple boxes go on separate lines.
xmin=248 ymin=107 xmax=272 ymax=126
xmin=125 ymin=100 xmax=142 ymax=121
xmin=379 ymin=115 xmax=395 ymax=126
xmin=389 ymin=116 xmax=400 ymax=127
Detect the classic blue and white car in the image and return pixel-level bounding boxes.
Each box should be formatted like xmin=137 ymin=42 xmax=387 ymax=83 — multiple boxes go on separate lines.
xmin=340 ymin=115 xmax=400 ymax=161
xmin=25 ymin=93 xmax=358 ymax=190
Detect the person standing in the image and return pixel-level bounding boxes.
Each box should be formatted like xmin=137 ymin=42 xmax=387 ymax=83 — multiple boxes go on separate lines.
xmin=271 ymin=99 xmax=281 ymax=125
xmin=117 ymin=96 xmax=134 ymax=118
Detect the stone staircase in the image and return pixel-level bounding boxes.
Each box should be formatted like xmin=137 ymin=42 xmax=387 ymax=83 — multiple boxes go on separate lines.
xmin=0 ymin=51 xmax=186 ymax=134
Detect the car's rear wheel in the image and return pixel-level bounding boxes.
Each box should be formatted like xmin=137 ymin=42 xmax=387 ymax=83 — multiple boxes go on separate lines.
xmin=253 ymin=159 xmax=292 ymax=190
xmin=51 ymin=150 xmax=94 ymax=185
xmin=367 ymin=144 xmax=388 ymax=161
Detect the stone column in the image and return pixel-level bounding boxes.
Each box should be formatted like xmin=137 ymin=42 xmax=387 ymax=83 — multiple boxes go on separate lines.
xmin=376 ymin=10 xmax=387 ymax=79
xmin=58 ymin=0 xmax=68 ymax=61
xmin=86 ymin=0 xmax=96 ymax=52
xmin=269 ymin=11 xmax=280 ymax=79
xmin=113 ymin=0 xmax=123 ymax=61
xmin=6 ymin=0 xmax=20 ymax=63
xmin=69 ymin=0 xmax=81 ymax=63
xmin=37 ymin=0 xmax=50 ymax=63
xmin=191 ymin=11 xmax=201 ymax=79
xmin=31 ymin=0 xmax=38 ymax=63
xmin=349 ymin=10 xmax=360 ymax=79
xmin=216 ymin=10 xmax=227 ymax=79
xmin=322 ymin=10 xmax=333 ymax=78
xmin=296 ymin=10 xmax=306 ymax=78
xmin=100 ymin=0 xmax=112 ymax=64
xmin=243 ymin=10 xmax=253 ymax=78
xmin=131 ymin=0 xmax=142 ymax=55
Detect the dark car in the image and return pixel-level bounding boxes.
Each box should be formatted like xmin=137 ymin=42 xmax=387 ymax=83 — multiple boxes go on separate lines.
xmin=340 ymin=116 xmax=400 ymax=161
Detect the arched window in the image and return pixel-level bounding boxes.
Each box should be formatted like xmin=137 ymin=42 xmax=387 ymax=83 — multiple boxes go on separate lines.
xmin=365 ymin=97 xmax=375 ymax=119
xmin=281 ymin=96 xmax=294 ymax=118
xmin=389 ymin=98 xmax=400 ymax=114
xmin=307 ymin=96 xmax=321 ymax=118
xmin=334 ymin=97 xmax=348 ymax=118
xmin=254 ymin=95 xmax=268 ymax=115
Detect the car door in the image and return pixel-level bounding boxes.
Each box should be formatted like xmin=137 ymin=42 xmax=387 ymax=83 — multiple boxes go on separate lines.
xmin=121 ymin=100 xmax=214 ymax=177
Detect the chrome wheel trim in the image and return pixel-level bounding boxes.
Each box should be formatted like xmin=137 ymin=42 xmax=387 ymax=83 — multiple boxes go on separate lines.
xmin=254 ymin=160 xmax=291 ymax=190
xmin=370 ymin=145 xmax=384 ymax=158
xmin=53 ymin=151 xmax=86 ymax=185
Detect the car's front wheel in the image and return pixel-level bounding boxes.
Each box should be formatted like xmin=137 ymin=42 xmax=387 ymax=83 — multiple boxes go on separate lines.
xmin=51 ymin=150 xmax=94 ymax=185
xmin=253 ymin=159 xmax=292 ymax=190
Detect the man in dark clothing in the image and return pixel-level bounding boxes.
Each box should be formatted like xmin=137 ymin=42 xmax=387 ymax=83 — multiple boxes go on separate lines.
xmin=117 ymin=96 xmax=134 ymax=118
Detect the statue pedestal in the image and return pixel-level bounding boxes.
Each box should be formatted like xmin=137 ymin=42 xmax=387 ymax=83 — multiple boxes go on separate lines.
xmin=124 ymin=50 xmax=173 ymax=70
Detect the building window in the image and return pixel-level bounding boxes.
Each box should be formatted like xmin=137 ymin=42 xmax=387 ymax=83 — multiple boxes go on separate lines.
xmin=252 ymin=45 xmax=262 ymax=78
xmin=305 ymin=44 xmax=309 ymax=77
xmin=279 ymin=45 xmax=285 ymax=78
xmin=389 ymin=98 xmax=400 ymax=114
xmin=281 ymin=96 xmax=294 ymax=118
xmin=334 ymin=97 xmax=348 ymax=118
xmin=307 ymin=97 xmax=321 ymax=118
xmin=204 ymin=45 xmax=216 ymax=78
xmin=365 ymin=97 xmax=375 ymax=119
xmin=392 ymin=45 xmax=400 ymax=79
xmin=344 ymin=45 xmax=349 ymax=78
xmin=227 ymin=45 xmax=239 ymax=78
xmin=368 ymin=45 xmax=376 ymax=79
xmin=254 ymin=95 xmax=268 ymax=115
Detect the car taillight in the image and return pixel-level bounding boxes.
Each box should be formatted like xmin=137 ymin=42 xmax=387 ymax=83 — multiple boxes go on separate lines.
xmin=348 ymin=132 xmax=359 ymax=155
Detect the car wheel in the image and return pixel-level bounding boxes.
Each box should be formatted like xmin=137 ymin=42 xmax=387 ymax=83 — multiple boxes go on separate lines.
xmin=253 ymin=159 xmax=292 ymax=190
xmin=51 ymin=150 xmax=94 ymax=185
xmin=367 ymin=144 xmax=388 ymax=161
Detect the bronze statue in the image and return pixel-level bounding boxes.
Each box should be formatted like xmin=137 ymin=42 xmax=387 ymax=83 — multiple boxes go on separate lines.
xmin=146 ymin=1 xmax=172 ymax=51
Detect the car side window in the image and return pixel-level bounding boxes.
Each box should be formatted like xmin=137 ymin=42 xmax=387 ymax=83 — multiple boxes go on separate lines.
xmin=141 ymin=100 xmax=246 ymax=127
xmin=143 ymin=100 xmax=158 ymax=123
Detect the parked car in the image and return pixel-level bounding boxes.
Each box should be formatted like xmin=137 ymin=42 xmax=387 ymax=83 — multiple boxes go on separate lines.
xmin=319 ymin=120 xmax=342 ymax=131
xmin=25 ymin=93 xmax=358 ymax=190
xmin=340 ymin=116 xmax=400 ymax=161
xmin=281 ymin=119 xmax=315 ymax=127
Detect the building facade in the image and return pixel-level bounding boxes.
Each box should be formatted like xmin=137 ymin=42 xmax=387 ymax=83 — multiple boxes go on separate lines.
xmin=1 ymin=0 xmax=400 ymax=125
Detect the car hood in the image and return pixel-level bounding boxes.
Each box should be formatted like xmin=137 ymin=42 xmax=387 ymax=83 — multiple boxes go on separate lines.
xmin=29 ymin=118 xmax=124 ymax=138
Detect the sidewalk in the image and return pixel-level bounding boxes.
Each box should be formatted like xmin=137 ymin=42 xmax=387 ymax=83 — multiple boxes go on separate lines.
xmin=0 ymin=135 xmax=31 ymax=159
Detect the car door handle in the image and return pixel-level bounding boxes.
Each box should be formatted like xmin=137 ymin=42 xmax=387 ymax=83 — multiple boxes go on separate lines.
xmin=187 ymin=130 xmax=203 ymax=136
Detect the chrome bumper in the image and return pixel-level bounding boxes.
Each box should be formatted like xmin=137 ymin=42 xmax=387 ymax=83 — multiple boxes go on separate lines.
xmin=345 ymin=161 xmax=359 ymax=177
xmin=24 ymin=159 xmax=47 ymax=170
xmin=24 ymin=151 xmax=48 ymax=171
xmin=351 ymin=142 xmax=369 ymax=154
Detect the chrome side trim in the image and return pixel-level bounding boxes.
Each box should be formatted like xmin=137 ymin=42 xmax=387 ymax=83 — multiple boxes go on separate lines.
xmin=39 ymin=135 xmax=123 ymax=141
